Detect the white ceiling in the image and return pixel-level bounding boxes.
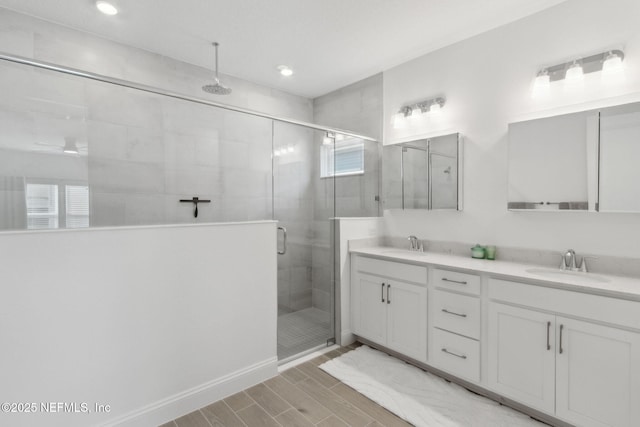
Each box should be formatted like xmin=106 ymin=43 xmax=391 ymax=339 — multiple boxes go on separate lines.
xmin=0 ymin=0 xmax=566 ymax=98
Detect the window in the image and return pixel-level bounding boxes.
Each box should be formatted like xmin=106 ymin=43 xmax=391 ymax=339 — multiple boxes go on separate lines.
xmin=26 ymin=184 xmax=59 ymax=229
xmin=321 ymin=138 xmax=364 ymax=178
xmin=65 ymin=185 xmax=90 ymax=228
xmin=25 ymin=182 xmax=90 ymax=229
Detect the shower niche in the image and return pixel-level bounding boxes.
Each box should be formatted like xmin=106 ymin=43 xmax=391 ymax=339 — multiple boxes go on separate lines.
xmin=382 ymin=133 xmax=462 ymax=210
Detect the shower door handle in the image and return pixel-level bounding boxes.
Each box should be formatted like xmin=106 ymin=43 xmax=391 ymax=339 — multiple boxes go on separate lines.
xmin=277 ymin=226 xmax=287 ymax=255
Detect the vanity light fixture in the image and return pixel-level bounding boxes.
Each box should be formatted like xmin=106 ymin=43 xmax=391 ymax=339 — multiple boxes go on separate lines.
xmin=391 ymin=97 xmax=446 ymax=129
xmin=534 ymin=69 xmax=550 ymax=88
xmin=277 ymin=65 xmax=293 ymax=77
xmin=533 ymin=49 xmax=624 ymax=85
xmin=602 ymin=51 xmax=624 ymax=74
xmin=565 ymin=60 xmax=584 ymax=83
xmin=96 ymin=1 xmax=118 ymax=15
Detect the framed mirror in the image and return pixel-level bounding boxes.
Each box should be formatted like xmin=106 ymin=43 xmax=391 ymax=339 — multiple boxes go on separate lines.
xmin=382 ymin=132 xmax=462 ymax=210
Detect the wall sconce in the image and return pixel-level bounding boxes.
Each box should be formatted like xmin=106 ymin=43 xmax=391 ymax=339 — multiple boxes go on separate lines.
xmin=392 ymin=97 xmax=446 ymax=129
xmin=533 ymin=49 xmax=624 ymax=93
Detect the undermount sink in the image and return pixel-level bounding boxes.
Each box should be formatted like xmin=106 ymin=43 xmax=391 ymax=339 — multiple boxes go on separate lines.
xmin=380 ymin=249 xmax=429 ymax=256
xmin=525 ymin=267 xmax=610 ymax=283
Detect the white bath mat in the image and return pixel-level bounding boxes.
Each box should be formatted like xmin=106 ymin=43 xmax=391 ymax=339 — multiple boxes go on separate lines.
xmin=319 ymin=345 xmax=547 ymax=427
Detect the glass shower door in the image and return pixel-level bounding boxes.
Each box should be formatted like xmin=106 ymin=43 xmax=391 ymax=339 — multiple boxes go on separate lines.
xmin=273 ymin=122 xmax=335 ymax=360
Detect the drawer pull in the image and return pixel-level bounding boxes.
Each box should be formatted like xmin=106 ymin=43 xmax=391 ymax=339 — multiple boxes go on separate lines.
xmin=441 ymin=348 xmax=467 ymax=359
xmin=441 ymin=277 xmax=467 ymax=285
xmin=442 ymin=308 xmax=467 ymax=318
xmin=381 ymin=283 xmax=385 ymax=303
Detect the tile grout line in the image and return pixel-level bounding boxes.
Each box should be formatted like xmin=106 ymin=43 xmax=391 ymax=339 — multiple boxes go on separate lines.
xmin=257 ymin=380 xmax=294 ymax=417
xmin=313 ymin=414 xmax=334 ymax=425
xmin=226 ymin=391 xmax=257 ymax=413
xmin=197 ymin=409 xmax=214 ymax=427
xmin=238 ymin=395 xmax=289 ymax=426
xmin=299 ymin=375 xmax=372 ymax=427
xmin=222 ymin=399 xmax=249 ymax=427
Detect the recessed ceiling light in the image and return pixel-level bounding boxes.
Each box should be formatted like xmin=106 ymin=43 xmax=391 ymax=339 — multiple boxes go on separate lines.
xmin=96 ymin=1 xmax=118 ymax=16
xmin=277 ymin=65 xmax=293 ymax=77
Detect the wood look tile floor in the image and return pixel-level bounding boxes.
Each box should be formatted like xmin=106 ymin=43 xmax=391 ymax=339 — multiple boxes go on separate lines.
xmin=160 ymin=343 xmax=412 ymax=427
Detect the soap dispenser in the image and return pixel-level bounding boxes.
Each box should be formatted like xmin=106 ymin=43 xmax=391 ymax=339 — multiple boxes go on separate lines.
xmin=471 ymin=244 xmax=486 ymax=259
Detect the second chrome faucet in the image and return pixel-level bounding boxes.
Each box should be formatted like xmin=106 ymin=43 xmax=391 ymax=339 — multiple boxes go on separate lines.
xmin=561 ymin=249 xmax=593 ymax=272
xmin=408 ymin=235 xmax=423 ymax=252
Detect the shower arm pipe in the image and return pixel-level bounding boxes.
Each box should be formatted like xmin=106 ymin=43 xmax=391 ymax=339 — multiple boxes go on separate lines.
xmin=0 ymin=51 xmax=377 ymax=142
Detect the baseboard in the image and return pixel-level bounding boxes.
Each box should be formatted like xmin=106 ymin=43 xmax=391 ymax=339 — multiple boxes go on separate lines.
xmin=100 ymin=357 xmax=278 ymax=427
xmin=340 ymin=330 xmax=356 ymax=346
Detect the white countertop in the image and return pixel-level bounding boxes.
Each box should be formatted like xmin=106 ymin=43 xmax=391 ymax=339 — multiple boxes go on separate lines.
xmin=351 ymin=246 xmax=640 ymax=302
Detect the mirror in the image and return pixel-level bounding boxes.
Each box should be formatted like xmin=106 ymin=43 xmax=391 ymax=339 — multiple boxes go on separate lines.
xmin=382 ymin=133 xmax=462 ymax=210
xmin=508 ymin=111 xmax=599 ymax=211
xmin=599 ymin=102 xmax=640 ymax=212
xmin=508 ymin=100 xmax=640 ymax=212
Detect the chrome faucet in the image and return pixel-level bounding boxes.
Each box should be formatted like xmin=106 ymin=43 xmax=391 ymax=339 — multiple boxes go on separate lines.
xmin=408 ymin=235 xmax=423 ymax=252
xmin=561 ymin=249 xmax=577 ymax=271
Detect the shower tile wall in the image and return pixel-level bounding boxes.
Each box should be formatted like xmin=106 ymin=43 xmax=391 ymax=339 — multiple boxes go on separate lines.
xmin=311 ymin=74 xmax=383 ymax=312
xmin=0 ymin=7 xmax=313 ymax=230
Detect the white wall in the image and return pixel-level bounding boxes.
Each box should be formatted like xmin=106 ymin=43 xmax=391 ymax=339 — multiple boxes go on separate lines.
xmin=383 ymin=0 xmax=640 ymax=258
xmin=0 ymin=222 xmax=277 ymax=427
xmin=0 ymin=7 xmax=315 ymax=231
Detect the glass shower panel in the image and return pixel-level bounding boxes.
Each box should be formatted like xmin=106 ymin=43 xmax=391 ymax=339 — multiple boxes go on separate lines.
xmin=333 ymin=134 xmax=380 ymax=217
xmin=87 ymin=83 xmax=273 ymax=226
xmin=0 ymin=59 xmax=274 ymax=230
xmin=273 ymin=121 xmax=335 ymax=360
xmin=0 ymin=61 xmax=89 ymax=231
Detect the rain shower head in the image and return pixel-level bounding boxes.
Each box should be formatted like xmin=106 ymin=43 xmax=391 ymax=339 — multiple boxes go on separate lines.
xmin=203 ymin=78 xmax=232 ymax=95
xmin=202 ymin=42 xmax=232 ymax=95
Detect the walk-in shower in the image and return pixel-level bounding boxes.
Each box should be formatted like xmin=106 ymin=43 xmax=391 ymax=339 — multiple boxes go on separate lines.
xmin=0 ymin=52 xmax=379 ymax=361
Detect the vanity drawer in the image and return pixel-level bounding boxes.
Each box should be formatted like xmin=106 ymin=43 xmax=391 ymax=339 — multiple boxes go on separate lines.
xmin=432 ymin=289 xmax=481 ymax=339
xmin=431 ymin=328 xmax=480 ymax=383
xmin=433 ymin=268 xmax=481 ymax=295
xmin=355 ymin=255 xmax=427 ymax=285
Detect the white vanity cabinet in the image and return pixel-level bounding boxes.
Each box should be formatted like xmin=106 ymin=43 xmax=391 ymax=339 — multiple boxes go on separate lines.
xmin=351 ymin=255 xmax=428 ymax=362
xmin=488 ymin=279 xmax=640 ymax=427
xmin=349 ymin=248 xmax=640 ymax=427
xmin=488 ymin=302 xmax=556 ymax=413
xmin=429 ymin=268 xmax=482 ymax=382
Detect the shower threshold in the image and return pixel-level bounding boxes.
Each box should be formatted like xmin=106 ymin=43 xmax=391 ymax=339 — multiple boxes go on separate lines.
xmin=277 ymin=307 xmax=334 ymax=361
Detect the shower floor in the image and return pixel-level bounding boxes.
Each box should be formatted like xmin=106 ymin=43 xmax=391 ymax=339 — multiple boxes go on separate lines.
xmin=278 ymin=307 xmax=332 ymax=360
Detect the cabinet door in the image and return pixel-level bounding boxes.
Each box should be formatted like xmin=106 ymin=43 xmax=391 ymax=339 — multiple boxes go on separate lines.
xmin=386 ymin=280 xmax=427 ymax=362
xmin=352 ymin=273 xmax=387 ymax=345
xmin=488 ymin=302 xmax=555 ymax=413
xmin=556 ymin=317 xmax=640 ymax=427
